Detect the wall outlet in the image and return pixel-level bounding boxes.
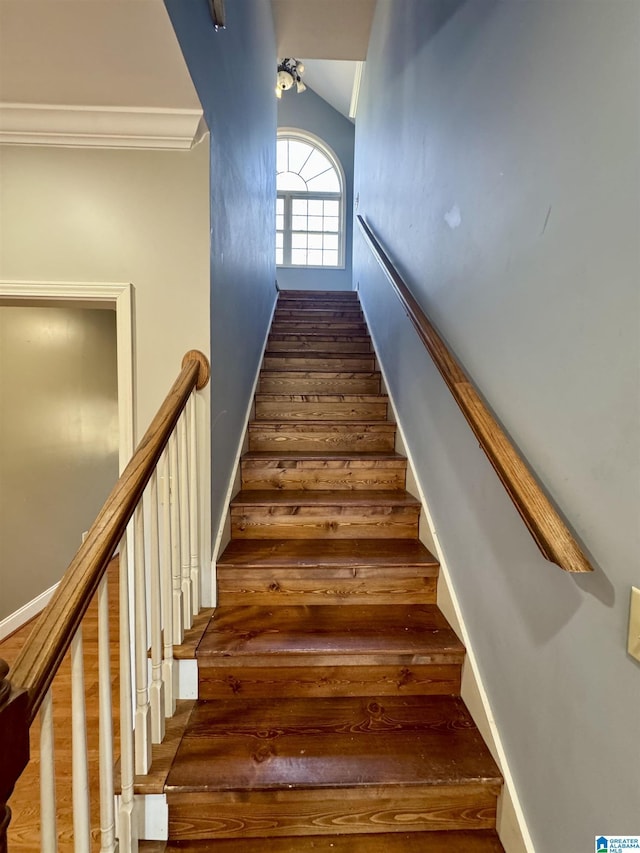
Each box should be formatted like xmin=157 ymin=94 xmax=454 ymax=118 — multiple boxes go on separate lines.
xmin=628 ymin=587 xmax=640 ymax=663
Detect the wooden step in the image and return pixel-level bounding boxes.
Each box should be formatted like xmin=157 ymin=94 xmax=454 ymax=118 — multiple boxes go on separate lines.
xmin=241 ymin=451 xmax=406 ymax=491
xmin=196 ymin=604 xmax=463 ymax=699
xmin=277 ymin=291 xmax=359 ymax=302
xmin=230 ymin=489 xmax=420 ymax=539
xmin=165 ymin=830 xmax=506 ymax=851
xmin=268 ymin=338 xmax=372 ymax=353
xmin=248 ymin=421 xmax=396 ymax=452
xmin=259 ymin=370 xmax=381 ymax=394
xmin=264 ymin=353 xmax=375 ymax=371
xmin=254 ymin=394 xmax=389 ymax=422
xmin=165 ymin=695 xmax=500 ymax=840
xmin=216 ymin=538 xmax=438 ymax=605
xmin=271 ymin=321 xmax=368 ymax=333
xmin=275 ymin=309 xmax=363 ymax=321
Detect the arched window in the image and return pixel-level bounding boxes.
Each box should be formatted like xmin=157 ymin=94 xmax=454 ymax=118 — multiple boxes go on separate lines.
xmin=276 ymin=129 xmax=345 ymax=268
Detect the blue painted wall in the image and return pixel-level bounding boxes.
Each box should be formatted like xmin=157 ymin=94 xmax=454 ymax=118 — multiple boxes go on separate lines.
xmin=166 ymin=0 xmax=277 ymax=543
xmin=277 ymin=86 xmax=354 ymax=291
xmin=354 ymin=2 xmax=640 ymax=849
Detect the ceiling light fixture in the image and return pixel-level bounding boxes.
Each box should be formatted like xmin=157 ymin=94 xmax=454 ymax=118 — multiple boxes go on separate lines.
xmin=275 ymin=58 xmax=307 ymax=99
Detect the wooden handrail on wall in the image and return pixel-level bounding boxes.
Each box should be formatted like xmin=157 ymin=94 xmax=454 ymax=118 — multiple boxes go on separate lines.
xmin=0 ymin=349 xmax=210 ymax=850
xmin=357 ymin=215 xmax=593 ymax=574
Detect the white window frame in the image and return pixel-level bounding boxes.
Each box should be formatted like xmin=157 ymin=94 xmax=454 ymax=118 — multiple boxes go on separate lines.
xmin=276 ymin=128 xmax=346 ymax=270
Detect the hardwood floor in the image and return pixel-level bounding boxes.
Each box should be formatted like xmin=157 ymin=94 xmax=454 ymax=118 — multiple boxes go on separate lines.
xmin=0 ymin=561 xmax=165 ymax=852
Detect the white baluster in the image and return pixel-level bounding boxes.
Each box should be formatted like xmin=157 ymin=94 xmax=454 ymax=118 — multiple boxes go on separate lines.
xmin=98 ymin=575 xmax=116 ymax=853
xmin=149 ymin=472 xmax=165 ymax=743
xmin=188 ymin=393 xmax=201 ymax=615
xmin=161 ymin=450 xmax=177 ymax=717
xmin=134 ymin=503 xmax=151 ymax=775
xmin=40 ymin=689 xmax=57 ymax=853
xmin=118 ymin=534 xmax=137 ymax=852
xmin=71 ymin=627 xmax=91 ymax=853
xmin=169 ymin=431 xmax=184 ymax=644
xmin=178 ymin=412 xmax=193 ymax=628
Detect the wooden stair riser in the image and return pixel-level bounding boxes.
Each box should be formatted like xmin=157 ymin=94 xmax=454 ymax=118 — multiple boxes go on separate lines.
xmin=198 ymin=662 xmax=461 ymax=700
xmin=276 ymin=298 xmax=361 ymax=310
xmin=271 ymin=322 xmax=369 ymax=333
xmin=259 ymin=372 xmax=381 ymax=395
xmin=167 ymin=785 xmax=499 ymax=841
xmin=217 ymin=568 xmax=437 ymax=606
xmin=248 ymin=423 xmax=396 ymax=452
xmin=241 ymin=457 xmax=406 ymax=491
xmin=230 ymin=504 xmax=420 ymax=540
xmin=274 ymin=310 xmax=363 ymax=322
xmin=268 ymin=339 xmax=372 ymax=353
xmin=254 ymin=396 xmax=389 ymax=422
xmin=164 ymin=830 xmax=506 ymax=852
xmin=264 ymin=355 xmax=375 ymax=371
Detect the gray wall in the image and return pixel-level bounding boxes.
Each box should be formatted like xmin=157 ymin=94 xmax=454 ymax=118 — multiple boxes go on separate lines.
xmin=166 ymin=0 xmax=277 ymax=539
xmin=277 ymin=86 xmax=354 ymax=291
xmin=354 ymin=2 xmax=640 ymax=851
xmin=0 ymin=307 xmax=118 ymax=621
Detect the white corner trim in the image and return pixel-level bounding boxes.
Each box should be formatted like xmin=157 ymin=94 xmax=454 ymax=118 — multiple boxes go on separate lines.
xmin=0 ymin=280 xmax=135 ymax=471
xmin=360 ymin=298 xmax=535 ymax=853
xmin=349 ymin=61 xmax=364 ymax=120
xmin=0 ymin=102 xmax=204 ymax=150
xmin=0 ymin=581 xmax=59 ymax=641
xmin=210 ymin=291 xmax=280 ymax=567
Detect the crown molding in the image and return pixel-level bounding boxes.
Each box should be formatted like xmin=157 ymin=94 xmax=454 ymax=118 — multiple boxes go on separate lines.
xmin=0 ymin=103 xmax=205 ymax=150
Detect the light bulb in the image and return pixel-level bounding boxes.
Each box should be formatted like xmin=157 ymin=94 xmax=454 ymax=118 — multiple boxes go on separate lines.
xmin=275 ymin=85 xmax=282 ymax=99
xmin=296 ymin=62 xmax=305 ymax=75
xmin=297 ymin=80 xmax=307 ymax=94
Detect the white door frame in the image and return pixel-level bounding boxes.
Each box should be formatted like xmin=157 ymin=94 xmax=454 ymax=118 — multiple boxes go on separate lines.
xmin=0 ymin=281 xmax=135 ymax=471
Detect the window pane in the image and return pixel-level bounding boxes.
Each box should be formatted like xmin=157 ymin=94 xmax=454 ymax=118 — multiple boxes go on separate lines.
xmin=308 ymin=249 xmax=323 ymax=265
xmin=324 ymin=234 xmax=339 ymax=250
xmin=276 ymin=214 xmax=284 ymax=230
xmin=292 ymin=198 xmax=308 ymax=215
xmin=292 ymin=215 xmax=307 ymax=231
xmin=276 ymin=247 xmax=283 ymax=265
xmin=292 ymin=233 xmax=307 ymax=249
xmin=299 ymin=149 xmax=332 ymax=183
xmin=276 ymin=140 xmax=288 ymax=174
xmin=325 ymin=217 xmax=339 ymax=232
xmin=276 ymin=232 xmax=284 ymax=248
xmin=292 ymin=248 xmax=307 ymax=265
xmin=308 ymin=216 xmax=323 ymax=231
xmin=323 ymin=250 xmax=338 ymax=266
xmin=308 ymin=199 xmax=323 ymax=216
xmin=287 ymin=141 xmax=314 ymax=174
xmin=277 ymin=172 xmax=306 ymax=192
xmin=307 ymin=170 xmax=340 ymax=192
xmin=324 ymin=200 xmax=339 ymax=216
xmin=308 ymin=233 xmax=323 ymax=249
xmin=276 ymin=197 xmax=285 ymax=214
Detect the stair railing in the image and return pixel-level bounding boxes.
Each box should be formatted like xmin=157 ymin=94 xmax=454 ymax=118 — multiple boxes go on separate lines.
xmin=357 ymin=215 xmax=593 ymax=574
xmin=0 ymin=349 xmax=210 ymax=853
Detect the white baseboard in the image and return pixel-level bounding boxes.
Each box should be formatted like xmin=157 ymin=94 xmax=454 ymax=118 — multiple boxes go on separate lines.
xmin=360 ymin=299 xmax=535 ymax=853
xmin=210 ymin=290 xmax=280 ymax=573
xmin=0 ymin=581 xmax=59 ymax=641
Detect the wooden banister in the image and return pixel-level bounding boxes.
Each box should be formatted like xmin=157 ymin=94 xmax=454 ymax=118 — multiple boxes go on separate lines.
xmin=357 ymin=215 xmax=593 ymax=574
xmin=9 ymin=350 xmax=211 ymax=724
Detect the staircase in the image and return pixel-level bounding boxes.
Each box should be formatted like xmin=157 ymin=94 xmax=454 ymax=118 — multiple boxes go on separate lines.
xmin=164 ymin=290 xmax=504 ymax=851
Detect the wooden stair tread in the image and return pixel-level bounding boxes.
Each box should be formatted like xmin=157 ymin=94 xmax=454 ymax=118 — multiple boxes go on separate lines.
xmin=259 ymin=369 xmax=379 ymax=377
xmin=165 ymin=695 xmax=500 ymax=793
xmin=242 ymin=450 xmax=405 ymax=463
xmin=255 ymin=393 xmax=388 ymax=402
xmin=217 ymin=538 xmax=438 ymax=570
xmin=231 ymin=489 xmax=420 ymax=507
xmin=165 ymin=829 xmax=505 ymax=851
xmin=196 ymin=604 xmax=463 ymax=659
